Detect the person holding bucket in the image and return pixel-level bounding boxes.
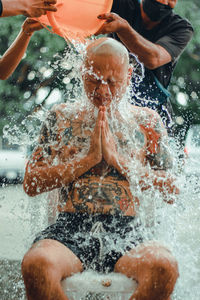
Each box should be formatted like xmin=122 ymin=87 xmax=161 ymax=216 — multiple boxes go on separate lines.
xmin=0 ymin=18 xmax=44 ymax=80
xmin=96 ymin=0 xmax=193 ymax=131
xmin=0 ymin=0 xmax=57 ymax=17
xmin=22 ymin=37 xmax=179 ymax=300
xmin=0 ymin=0 xmax=57 ymax=79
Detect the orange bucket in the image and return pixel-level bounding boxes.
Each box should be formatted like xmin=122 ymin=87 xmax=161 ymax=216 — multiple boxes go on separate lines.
xmin=38 ymin=0 xmax=113 ymax=42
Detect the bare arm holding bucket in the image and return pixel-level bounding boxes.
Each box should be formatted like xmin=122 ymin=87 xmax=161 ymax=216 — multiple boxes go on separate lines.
xmin=0 ymin=0 xmax=57 ymax=17
xmin=96 ymin=0 xmax=193 ymax=70
xmin=0 ymin=18 xmax=43 ymax=80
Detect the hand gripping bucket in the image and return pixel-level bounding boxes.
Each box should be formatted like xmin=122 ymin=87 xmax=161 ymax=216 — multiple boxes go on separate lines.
xmin=37 ymin=0 xmax=113 ymax=42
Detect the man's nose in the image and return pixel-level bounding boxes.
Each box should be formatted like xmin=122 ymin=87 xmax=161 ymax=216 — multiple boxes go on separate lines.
xmin=96 ymin=82 xmax=110 ymax=96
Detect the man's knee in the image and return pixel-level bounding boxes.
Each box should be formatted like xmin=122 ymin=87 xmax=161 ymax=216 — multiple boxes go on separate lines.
xmin=144 ymin=250 xmax=179 ymax=300
xmin=21 ymin=245 xmax=67 ymax=300
xmin=22 ymin=248 xmax=56 ymax=285
xmin=149 ymin=243 xmax=179 ymax=281
xmin=138 ymin=243 xmax=179 ymax=284
xmin=115 ymin=242 xmax=179 ymax=299
xmin=151 ymin=251 xmax=179 ymax=284
xmin=21 ymin=240 xmax=83 ymax=283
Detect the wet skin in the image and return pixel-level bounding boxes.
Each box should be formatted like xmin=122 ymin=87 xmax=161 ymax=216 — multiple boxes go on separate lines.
xmin=82 ymin=53 xmax=130 ymax=109
xmin=33 ymin=105 xmax=142 ymax=216
xmin=24 ymin=47 xmax=177 ymax=211
xmin=22 ymin=38 xmax=179 ymax=300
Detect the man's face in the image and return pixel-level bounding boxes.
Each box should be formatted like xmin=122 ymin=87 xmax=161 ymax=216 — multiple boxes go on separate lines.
xmin=142 ymin=0 xmax=177 ymax=22
xmin=82 ymin=54 xmax=130 ymax=108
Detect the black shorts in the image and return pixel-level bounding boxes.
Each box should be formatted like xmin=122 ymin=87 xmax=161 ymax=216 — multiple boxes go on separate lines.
xmin=34 ymin=212 xmax=142 ymax=273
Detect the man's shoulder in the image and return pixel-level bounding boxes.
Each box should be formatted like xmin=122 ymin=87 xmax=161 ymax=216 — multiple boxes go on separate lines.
xmin=130 ymin=105 xmax=161 ymax=122
xmin=50 ymin=102 xmax=72 ymax=113
xmin=50 ymin=102 xmax=82 ymax=119
xmin=167 ymin=13 xmax=193 ymax=32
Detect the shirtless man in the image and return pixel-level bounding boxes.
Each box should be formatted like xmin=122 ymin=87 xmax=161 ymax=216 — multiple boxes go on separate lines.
xmin=22 ymin=37 xmax=179 ymax=300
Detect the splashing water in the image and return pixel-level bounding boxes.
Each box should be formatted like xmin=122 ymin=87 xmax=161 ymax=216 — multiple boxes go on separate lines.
xmin=1 ymin=41 xmax=200 ymax=300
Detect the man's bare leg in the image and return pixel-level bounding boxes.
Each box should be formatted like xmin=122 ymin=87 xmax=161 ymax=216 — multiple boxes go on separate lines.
xmin=21 ymin=239 xmax=83 ymax=300
xmin=114 ymin=241 xmax=179 ymax=300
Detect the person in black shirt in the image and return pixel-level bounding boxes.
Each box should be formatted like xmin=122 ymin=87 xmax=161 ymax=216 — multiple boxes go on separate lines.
xmin=96 ymin=0 xmax=193 ymax=130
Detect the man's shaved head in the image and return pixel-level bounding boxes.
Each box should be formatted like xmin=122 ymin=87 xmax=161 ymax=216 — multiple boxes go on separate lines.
xmin=84 ymin=37 xmax=129 ymax=69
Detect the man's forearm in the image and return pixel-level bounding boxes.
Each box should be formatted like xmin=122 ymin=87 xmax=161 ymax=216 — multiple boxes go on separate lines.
xmin=1 ymin=0 xmax=26 ymax=17
xmin=111 ymin=154 xmax=131 ymax=180
xmin=23 ymin=154 xmax=97 ymax=197
xmin=138 ymin=168 xmax=179 ymax=203
xmin=117 ymin=22 xmax=171 ymax=69
xmin=0 ymin=30 xmax=31 ymax=80
xmin=1 ymin=0 xmax=57 ymax=17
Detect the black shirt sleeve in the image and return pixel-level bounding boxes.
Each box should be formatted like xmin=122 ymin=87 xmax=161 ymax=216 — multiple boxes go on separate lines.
xmin=0 ymin=0 xmax=3 ymax=16
xmin=156 ymin=17 xmax=194 ymax=62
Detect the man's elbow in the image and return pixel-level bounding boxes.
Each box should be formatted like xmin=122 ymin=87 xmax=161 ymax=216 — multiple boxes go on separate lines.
xmin=23 ymin=177 xmax=38 ymax=197
xmin=145 ymin=57 xmax=161 ymax=70
xmin=145 ymin=54 xmax=170 ymax=70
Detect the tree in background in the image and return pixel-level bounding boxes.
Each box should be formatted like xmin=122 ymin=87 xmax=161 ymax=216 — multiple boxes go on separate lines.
xmin=170 ymin=0 xmax=200 ymax=145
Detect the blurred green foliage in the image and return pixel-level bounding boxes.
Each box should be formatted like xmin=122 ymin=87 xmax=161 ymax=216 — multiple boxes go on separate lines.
xmin=0 ymin=2 xmax=200 ymax=145
xmin=171 ymin=0 xmax=200 ymax=141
